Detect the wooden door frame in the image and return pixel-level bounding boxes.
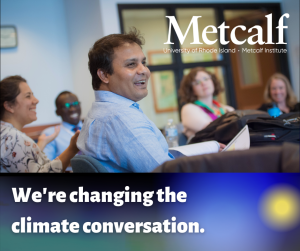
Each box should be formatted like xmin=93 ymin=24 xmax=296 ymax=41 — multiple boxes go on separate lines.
xmin=118 ymin=3 xmax=290 ymax=112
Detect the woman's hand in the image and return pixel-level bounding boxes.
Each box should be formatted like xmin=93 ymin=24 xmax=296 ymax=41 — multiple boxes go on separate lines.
xmin=68 ymin=130 xmax=80 ymax=154
xmin=58 ymin=130 xmax=80 ymax=171
xmin=37 ymin=126 xmax=60 ymax=151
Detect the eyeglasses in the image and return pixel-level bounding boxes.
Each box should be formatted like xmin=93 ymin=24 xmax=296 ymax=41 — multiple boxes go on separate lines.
xmin=63 ymin=101 xmax=80 ymax=109
xmin=192 ymin=77 xmax=211 ymax=86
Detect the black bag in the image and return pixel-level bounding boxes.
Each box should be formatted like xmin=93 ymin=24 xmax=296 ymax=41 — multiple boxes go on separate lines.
xmin=248 ymin=112 xmax=300 ymax=147
xmin=189 ymin=110 xmax=269 ymax=145
xmin=189 ymin=110 xmax=300 ymax=146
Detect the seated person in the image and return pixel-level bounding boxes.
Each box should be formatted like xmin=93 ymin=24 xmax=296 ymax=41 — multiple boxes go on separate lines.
xmin=258 ymin=73 xmax=300 ymax=114
xmin=42 ymin=91 xmax=82 ymax=160
xmin=0 ymin=76 xmax=79 ymax=173
xmin=179 ymin=67 xmax=234 ymax=139
xmin=77 ymin=29 xmax=176 ymax=173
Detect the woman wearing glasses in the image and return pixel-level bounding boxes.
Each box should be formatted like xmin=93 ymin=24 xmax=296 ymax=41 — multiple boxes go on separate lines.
xmin=179 ymin=67 xmax=234 ymax=139
xmin=0 ymin=76 xmax=79 ymax=173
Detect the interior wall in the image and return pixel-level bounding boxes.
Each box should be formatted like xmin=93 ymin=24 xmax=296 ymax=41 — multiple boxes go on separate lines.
xmin=281 ymin=0 xmax=299 ymax=100
xmin=1 ymin=0 xmax=74 ymax=126
xmin=99 ymin=0 xmax=282 ymax=36
xmin=64 ymin=0 xmax=104 ymax=119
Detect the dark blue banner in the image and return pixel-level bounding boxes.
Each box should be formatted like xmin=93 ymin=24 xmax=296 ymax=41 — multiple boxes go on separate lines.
xmin=1 ymin=174 xmax=299 ymax=251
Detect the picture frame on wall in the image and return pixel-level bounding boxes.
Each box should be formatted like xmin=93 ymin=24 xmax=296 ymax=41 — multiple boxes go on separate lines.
xmin=1 ymin=26 xmax=18 ymax=48
xmin=147 ymin=51 xmax=178 ymax=114
xmin=147 ymin=47 xmax=219 ymax=113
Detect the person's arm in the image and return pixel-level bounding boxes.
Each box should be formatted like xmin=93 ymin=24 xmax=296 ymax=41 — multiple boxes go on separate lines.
xmin=223 ymin=104 xmax=235 ymax=112
xmin=109 ymin=119 xmax=173 ymax=172
xmin=84 ymin=117 xmax=173 ymax=173
xmin=57 ymin=130 xmax=80 ymax=171
xmin=1 ymin=128 xmax=79 ymax=173
xmin=39 ymin=127 xmax=58 ymax=160
xmin=181 ymin=104 xmax=212 ymax=135
xmin=28 ymin=130 xmax=79 ymax=173
xmin=41 ymin=139 xmax=56 ymax=160
xmin=37 ymin=126 xmax=60 ymax=152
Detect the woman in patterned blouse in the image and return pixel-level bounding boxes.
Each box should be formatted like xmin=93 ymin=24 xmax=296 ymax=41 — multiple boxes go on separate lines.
xmin=0 ymin=75 xmax=79 ymax=173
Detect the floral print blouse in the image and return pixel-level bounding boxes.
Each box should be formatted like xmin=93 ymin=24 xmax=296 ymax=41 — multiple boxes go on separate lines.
xmin=0 ymin=121 xmax=63 ymax=173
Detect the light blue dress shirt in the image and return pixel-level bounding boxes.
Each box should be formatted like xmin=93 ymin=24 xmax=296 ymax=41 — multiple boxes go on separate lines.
xmin=77 ymin=91 xmax=174 ymax=173
xmin=42 ymin=121 xmax=82 ymax=160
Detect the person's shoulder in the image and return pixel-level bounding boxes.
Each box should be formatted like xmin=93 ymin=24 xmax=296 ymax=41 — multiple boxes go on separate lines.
xmin=0 ymin=122 xmax=26 ymax=144
xmin=257 ymin=103 xmax=271 ymax=112
xmin=181 ymin=103 xmax=201 ymax=112
xmin=89 ymin=101 xmax=123 ymax=121
xmin=222 ymin=104 xmax=235 ymax=112
xmin=292 ymin=102 xmax=300 ymax=112
xmin=1 ymin=121 xmax=18 ymax=136
xmin=181 ymin=103 xmax=208 ymax=120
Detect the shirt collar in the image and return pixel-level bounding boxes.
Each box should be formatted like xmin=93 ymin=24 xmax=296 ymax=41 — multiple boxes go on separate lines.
xmin=61 ymin=121 xmax=82 ymax=130
xmin=94 ymin=91 xmax=139 ymax=109
xmin=1 ymin=120 xmax=13 ymax=128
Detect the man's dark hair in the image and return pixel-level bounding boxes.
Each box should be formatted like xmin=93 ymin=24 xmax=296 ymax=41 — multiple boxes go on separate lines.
xmin=0 ymin=75 xmax=27 ymax=119
xmin=88 ymin=28 xmax=145 ymax=90
xmin=55 ymin=91 xmax=72 ymax=108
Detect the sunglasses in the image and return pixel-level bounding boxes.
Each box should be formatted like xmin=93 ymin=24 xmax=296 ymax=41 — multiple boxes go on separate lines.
xmin=63 ymin=101 xmax=80 ymax=109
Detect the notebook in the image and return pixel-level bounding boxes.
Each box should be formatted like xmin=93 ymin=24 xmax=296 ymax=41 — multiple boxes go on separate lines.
xmin=169 ymin=125 xmax=250 ymax=158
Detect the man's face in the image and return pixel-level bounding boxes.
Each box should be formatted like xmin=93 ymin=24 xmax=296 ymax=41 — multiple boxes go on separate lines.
xmin=105 ymin=43 xmax=150 ymax=102
xmin=56 ymin=93 xmax=81 ymax=125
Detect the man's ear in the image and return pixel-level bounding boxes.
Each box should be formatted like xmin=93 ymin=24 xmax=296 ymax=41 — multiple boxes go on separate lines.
xmin=97 ymin=69 xmax=109 ymax=84
xmin=56 ymin=109 xmax=60 ymax=116
xmin=3 ymin=101 xmax=15 ymax=114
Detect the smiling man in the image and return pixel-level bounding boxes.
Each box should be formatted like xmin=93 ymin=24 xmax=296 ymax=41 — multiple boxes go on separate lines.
xmin=77 ymin=29 xmax=174 ymax=172
xmin=42 ymin=91 xmax=82 ymax=160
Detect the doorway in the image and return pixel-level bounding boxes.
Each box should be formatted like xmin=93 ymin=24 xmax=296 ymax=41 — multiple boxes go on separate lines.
xmin=225 ymin=10 xmax=279 ymax=109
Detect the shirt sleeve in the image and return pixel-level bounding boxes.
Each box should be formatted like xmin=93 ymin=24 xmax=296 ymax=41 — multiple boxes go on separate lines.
xmin=87 ymin=116 xmax=173 ymax=173
xmin=41 ymin=128 xmax=57 ymax=160
xmin=1 ymin=127 xmax=63 ymax=173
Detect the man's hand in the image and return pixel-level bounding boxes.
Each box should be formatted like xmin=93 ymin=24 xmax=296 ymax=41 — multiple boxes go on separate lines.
xmin=219 ymin=143 xmax=226 ymax=152
xmin=37 ymin=126 xmax=61 ymax=151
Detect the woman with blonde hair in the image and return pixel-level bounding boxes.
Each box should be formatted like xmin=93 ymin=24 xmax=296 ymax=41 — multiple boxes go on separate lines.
xmin=179 ymin=67 xmax=234 ymax=139
xmin=258 ymin=73 xmax=299 ymax=114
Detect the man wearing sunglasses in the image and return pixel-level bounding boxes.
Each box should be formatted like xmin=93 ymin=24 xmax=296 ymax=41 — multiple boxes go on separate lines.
xmin=42 ymin=91 xmax=82 ymax=160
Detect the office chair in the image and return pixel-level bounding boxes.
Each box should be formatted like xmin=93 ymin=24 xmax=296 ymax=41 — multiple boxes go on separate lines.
xmin=71 ymin=155 xmax=109 ymax=173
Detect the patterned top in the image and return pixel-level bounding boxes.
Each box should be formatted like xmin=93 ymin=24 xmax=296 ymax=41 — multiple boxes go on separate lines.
xmin=0 ymin=121 xmax=63 ymax=173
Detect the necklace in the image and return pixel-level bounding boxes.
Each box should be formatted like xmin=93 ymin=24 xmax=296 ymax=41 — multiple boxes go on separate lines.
xmin=194 ymin=100 xmax=225 ymax=117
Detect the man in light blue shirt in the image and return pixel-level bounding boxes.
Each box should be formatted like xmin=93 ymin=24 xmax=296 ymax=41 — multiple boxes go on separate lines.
xmin=77 ymin=30 xmax=174 ymax=172
xmin=42 ymin=91 xmax=82 ymax=160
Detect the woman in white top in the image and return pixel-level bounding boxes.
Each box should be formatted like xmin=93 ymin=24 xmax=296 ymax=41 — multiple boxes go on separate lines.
xmin=0 ymin=75 xmax=79 ymax=173
xmin=179 ymin=67 xmax=234 ymax=139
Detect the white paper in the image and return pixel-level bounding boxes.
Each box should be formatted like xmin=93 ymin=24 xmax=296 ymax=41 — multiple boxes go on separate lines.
xmin=222 ymin=125 xmax=250 ymax=152
xmin=169 ymin=140 xmax=220 ymax=156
